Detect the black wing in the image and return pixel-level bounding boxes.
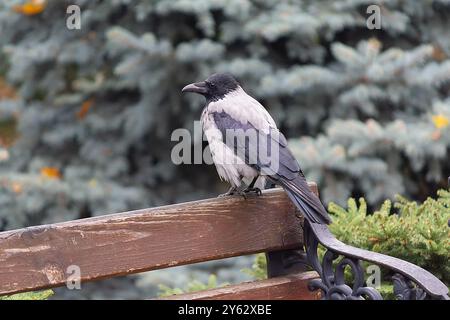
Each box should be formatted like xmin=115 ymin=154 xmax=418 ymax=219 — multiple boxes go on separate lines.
xmin=212 ymin=111 xmax=300 ymax=179
xmin=212 ymin=111 xmax=331 ymax=224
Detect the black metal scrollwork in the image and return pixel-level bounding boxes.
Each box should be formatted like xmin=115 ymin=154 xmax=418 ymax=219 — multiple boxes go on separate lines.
xmin=392 ymin=273 xmax=427 ymax=300
xmin=305 ymin=222 xmax=383 ymax=300
xmin=303 ymin=221 xmax=449 ymax=300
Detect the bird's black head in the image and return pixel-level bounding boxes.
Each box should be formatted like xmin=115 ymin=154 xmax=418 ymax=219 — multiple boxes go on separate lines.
xmin=182 ymin=73 xmax=240 ymax=101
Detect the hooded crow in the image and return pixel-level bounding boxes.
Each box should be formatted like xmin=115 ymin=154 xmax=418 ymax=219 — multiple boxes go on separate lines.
xmin=182 ymin=73 xmax=331 ymax=225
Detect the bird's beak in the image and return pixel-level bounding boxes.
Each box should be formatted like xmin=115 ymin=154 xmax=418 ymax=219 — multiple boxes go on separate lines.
xmin=181 ymin=81 xmax=208 ymax=95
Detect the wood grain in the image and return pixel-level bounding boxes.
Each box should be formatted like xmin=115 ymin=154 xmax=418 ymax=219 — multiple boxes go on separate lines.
xmin=160 ymin=271 xmax=321 ymax=300
xmin=0 ymin=184 xmax=317 ymax=295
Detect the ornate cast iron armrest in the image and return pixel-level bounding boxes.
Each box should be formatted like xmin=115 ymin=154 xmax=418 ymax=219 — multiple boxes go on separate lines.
xmin=304 ymin=222 xmax=449 ymax=300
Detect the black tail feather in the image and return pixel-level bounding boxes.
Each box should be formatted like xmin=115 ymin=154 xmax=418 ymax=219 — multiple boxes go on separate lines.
xmin=280 ymin=176 xmax=331 ymax=225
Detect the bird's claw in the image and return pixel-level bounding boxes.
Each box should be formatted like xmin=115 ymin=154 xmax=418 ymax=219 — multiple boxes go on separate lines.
xmin=218 ymin=187 xmax=238 ymax=198
xmin=243 ymin=187 xmax=262 ymax=196
xmin=218 ymin=187 xmax=262 ymax=199
xmin=218 ymin=192 xmax=232 ymax=198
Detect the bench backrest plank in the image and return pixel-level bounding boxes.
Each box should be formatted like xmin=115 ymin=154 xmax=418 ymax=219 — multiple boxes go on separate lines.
xmin=0 ymin=186 xmax=314 ymax=295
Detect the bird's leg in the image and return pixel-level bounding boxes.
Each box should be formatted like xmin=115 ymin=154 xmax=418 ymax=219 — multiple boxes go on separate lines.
xmin=218 ymin=186 xmax=238 ymax=197
xmin=243 ymin=177 xmax=262 ymax=196
xmin=247 ymin=177 xmax=257 ymax=189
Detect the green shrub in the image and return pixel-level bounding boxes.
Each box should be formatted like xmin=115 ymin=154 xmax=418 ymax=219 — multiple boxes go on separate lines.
xmin=0 ymin=290 xmax=54 ymax=300
xmin=158 ymin=274 xmax=228 ymax=298
xmin=241 ymin=253 xmax=267 ymax=281
xmin=328 ymin=188 xmax=450 ymax=284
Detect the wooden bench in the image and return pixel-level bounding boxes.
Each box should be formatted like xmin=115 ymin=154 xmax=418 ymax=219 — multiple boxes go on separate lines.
xmin=0 ymin=184 xmax=321 ymax=299
xmin=0 ymin=183 xmax=448 ymax=300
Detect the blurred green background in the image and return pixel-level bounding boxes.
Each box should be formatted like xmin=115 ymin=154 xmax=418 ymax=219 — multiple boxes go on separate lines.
xmin=0 ymin=0 xmax=449 ymax=299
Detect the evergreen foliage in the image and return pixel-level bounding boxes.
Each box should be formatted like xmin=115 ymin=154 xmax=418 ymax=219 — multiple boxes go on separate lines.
xmin=328 ymin=188 xmax=450 ymax=284
xmin=0 ymin=289 xmax=53 ymax=300
xmin=158 ymin=274 xmax=228 ymax=298
xmin=0 ymin=0 xmax=449 ymax=230
xmin=241 ymin=253 xmax=268 ymax=281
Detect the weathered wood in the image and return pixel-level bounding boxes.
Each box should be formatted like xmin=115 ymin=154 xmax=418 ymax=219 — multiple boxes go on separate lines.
xmin=264 ymin=183 xmax=318 ymax=278
xmin=160 ymin=271 xmax=321 ymax=300
xmin=0 ymin=184 xmax=317 ymax=295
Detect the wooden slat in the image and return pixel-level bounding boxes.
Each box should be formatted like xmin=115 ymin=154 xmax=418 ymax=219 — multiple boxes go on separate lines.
xmin=0 ymin=184 xmax=317 ymax=295
xmin=160 ymin=271 xmax=321 ymax=300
